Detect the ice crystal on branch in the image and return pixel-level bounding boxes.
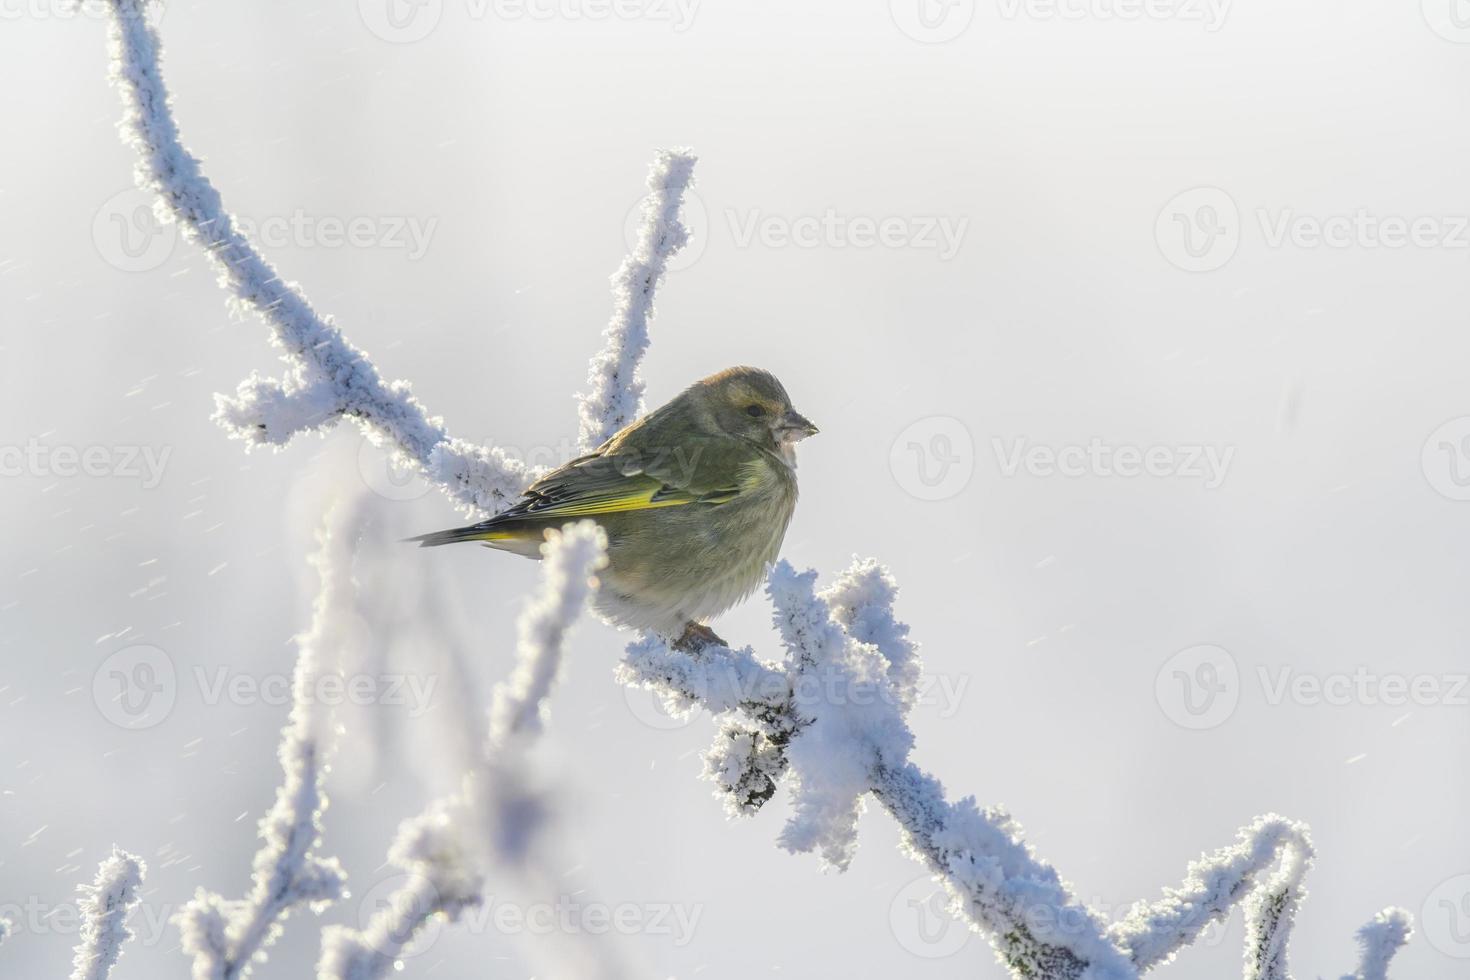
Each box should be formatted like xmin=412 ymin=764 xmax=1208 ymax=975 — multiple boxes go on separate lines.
xmin=70 ymin=847 xmax=146 ymax=980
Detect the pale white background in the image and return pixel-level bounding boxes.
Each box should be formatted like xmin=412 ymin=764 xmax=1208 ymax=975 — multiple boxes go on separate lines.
xmin=3 ymin=1 xmax=1470 ymax=977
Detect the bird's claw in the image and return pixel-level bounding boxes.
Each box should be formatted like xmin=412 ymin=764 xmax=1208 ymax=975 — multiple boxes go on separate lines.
xmin=673 ymin=621 xmax=726 ymax=653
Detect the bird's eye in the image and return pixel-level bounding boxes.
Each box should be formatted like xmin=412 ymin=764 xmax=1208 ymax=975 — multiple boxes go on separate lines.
xmin=745 ymin=404 xmax=766 ymax=418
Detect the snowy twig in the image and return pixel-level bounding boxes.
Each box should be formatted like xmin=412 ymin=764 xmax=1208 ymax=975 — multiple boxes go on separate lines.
xmin=577 ymin=149 xmax=696 ymax=452
xmin=106 ymin=0 xmax=694 ymax=520
xmin=1344 ymin=908 xmax=1413 ymax=980
xmin=99 ymin=7 xmax=1416 ymax=979
xmin=491 ymin=524 xmax=610 ymax=743
xmin=624 ymin=563 xmax=1128 ymax=979
xmin=175 ymin=505 xmax=361 ymax=980
xmin=1111 ymin=816 xmax=1313 ymax=975
xmin=70 ymin=848 xmax=147 ymax=980
xmin=319 ymin=523 xmax=608 ymax=980
xmin=104 ymin=0 xmax=529 ymax=517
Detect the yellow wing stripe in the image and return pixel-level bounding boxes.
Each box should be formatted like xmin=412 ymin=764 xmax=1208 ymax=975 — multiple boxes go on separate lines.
xmin=530 ymin=489 xmax=695 ymax=519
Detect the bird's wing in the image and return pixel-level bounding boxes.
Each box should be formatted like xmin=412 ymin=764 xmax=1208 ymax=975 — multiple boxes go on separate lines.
xmin=508 ymin=436 xmax=752 ymax=521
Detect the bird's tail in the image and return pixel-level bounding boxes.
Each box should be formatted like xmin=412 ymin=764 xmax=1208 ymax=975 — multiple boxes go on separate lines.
xmin=406 ymin=519 xmax=544 ymax=557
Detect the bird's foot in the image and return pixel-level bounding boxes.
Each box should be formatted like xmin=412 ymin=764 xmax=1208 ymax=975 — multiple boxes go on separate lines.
xmin=672 ymin=620 xmax=727 ymax=653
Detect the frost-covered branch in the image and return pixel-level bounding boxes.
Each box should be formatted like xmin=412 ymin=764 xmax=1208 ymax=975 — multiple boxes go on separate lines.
xmin=105 ymin=0 xmax=694 ymax=519
xmin=319 ymin=523 xmax=608 ymax=980
xmin=1111 ymin=816 xmax=1313 ymax=975
xmin=622 ymin=567 xmax=1418 ymax=980
xmin=623 ymin=561 xmax=1125 ymax=979
xmin=577 ymin=150 xmax=696 ymax=451
xmin=105 ymin=0 xmax=526 ymax=516
xmin=175 ymin=504 xmax=362 ymax=980
xmin=491 ymin=524 xmax=609 ymax=743
xmin=1344 ymin=908 xmax=1413 ymax=980
xmin=69 ymin=847 xmax=146 ymax=980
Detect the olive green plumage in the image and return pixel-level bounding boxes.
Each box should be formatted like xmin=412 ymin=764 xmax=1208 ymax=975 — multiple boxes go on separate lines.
xmin=411 ymin=366 xmax=818 ymax=637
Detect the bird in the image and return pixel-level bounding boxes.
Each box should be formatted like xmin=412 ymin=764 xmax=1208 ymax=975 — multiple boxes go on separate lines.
xmin=410 ymin=366 xmax=818 ymax=645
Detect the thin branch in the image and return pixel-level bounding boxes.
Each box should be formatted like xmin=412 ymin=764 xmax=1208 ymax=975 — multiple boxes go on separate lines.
xmin=175 ymin=503 xmax=361 ymax=980
xmin=104 ymin=0 xmax=530 ymax=517
xmin=1344 ymin=908 xmax=1413 ymax=980
xmin=577 ymin=149 xmax=696 ymax=452
xmin=318 ymin=523 xmax=609 ymax=980
xmin=69 ymin=847 xmax=147 ymax=980
xmin=491 ymin=523 xmax=610 ymax=743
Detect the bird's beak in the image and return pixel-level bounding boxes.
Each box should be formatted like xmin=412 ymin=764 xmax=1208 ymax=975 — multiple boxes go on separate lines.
xmin=777 ymin=410 xmax=819 ymax=441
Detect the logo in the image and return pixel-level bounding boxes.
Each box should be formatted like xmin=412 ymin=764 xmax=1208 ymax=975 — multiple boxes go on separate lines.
xmin=1422 ymin=417 xmax=1470 ymax=501
xmin=890 ymin=416 xmax=974 ymax=501
xmin=889 ymin=0 xmax=976 ymax=43
xmin=889 ymin=876 xmax=969 ymax=957
xmin=359 ymin=0 xmax=444 ymax=42
xmin=1423 ymin=0 xmax=1470 ymax=42
xmin=1155 ymin=187 xmax=1240 ymax=272
xmin=92 ymin=644 xmax=177 ymax=729
xmin=1155 ymin=644 xmax=1238 ymax=730
xmin=358 ymin=437 xmax=432 ymax=501
xmin=1423 ymin=874 xmax=1470 ymax=958
xmin=622 ymin=188 xmax=708 ymax=272
xmin=622 ymin=685 xmax=697 ymax=731
xmin=92 ymin=188 xmax=177 ymax=273
xmin=357 ymin=874 xmax=445 ymax=956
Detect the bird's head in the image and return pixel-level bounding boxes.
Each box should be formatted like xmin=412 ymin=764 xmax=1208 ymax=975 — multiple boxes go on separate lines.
xmin=689 ymin=366 xmax=818 ymax=461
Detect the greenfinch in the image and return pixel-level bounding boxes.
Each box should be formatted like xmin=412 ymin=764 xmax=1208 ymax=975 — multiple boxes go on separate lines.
xmin=411 ymin=367 xmax=818 ymax=640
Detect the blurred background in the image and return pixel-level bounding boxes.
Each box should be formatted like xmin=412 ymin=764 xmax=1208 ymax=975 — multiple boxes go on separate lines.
xmin=3 ymin=0 xmax=1470 ymax=976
